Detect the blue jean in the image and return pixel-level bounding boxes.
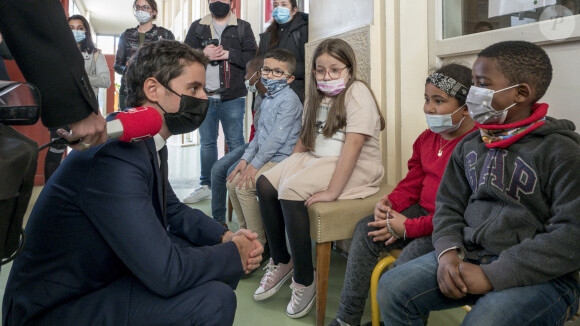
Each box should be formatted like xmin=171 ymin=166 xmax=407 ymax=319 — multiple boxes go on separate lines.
xmin=210 ymin=144 xmax=248 ymax=224
xmin=377 ymin=251 xmax=580 ymax=326
xmin=198 ymin=97 xmax=246 ymax=186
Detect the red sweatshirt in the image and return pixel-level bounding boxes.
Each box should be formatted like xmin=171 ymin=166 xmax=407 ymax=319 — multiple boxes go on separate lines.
xmin=388 ymin=127 xmax=477 ymax=238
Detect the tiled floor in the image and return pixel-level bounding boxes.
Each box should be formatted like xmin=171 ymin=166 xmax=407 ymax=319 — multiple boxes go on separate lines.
xmin=0 ymin=138 xmax=470 ymax=325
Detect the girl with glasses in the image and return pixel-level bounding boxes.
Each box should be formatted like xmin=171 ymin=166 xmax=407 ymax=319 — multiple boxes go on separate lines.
xmin=253 ymin=38 xmax=385 ymax=319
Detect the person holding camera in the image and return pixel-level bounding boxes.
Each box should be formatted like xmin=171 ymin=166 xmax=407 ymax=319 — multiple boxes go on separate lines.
xmin=183 ymin=0 xmax=257 ymax=204
xmin=114 ymin=0 xmax=174 ymax=110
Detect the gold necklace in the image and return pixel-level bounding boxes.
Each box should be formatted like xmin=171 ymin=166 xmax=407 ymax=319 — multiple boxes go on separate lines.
xmin=438 ymin=138 xmax=452 ymax=157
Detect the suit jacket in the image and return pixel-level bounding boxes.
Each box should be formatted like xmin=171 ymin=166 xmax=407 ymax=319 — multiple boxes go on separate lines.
xmin=2 ymin=138 xmax=243 ymax=326
xmin=0 ymin=0 xmax=97 ymax=128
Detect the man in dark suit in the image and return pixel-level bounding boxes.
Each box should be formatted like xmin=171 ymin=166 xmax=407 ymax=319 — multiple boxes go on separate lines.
xmin=2 ymin=40 xmax=263 ymax=326
xmin=0 ymin=0 xmax=107 ymax=149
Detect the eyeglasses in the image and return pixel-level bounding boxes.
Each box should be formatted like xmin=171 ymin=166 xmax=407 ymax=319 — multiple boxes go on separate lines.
xmin=313 ymin=66 xmax=350 ymax=80
xmin=133 ymin=5 xmax=151 ymax=11
xmin=260 ymin=67 xmax=290 ymax=78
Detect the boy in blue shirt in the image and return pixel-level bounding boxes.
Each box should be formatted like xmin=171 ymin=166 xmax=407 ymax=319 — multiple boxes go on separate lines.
xmin=378 ymin=41 xmax=580 ymax=325
xmin=227 ymin=48 xmax=303 ymax=249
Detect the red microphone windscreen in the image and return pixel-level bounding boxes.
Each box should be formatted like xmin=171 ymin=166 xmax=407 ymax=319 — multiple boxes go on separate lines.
xmin=115 ymin=107 xmax=163 ymax=142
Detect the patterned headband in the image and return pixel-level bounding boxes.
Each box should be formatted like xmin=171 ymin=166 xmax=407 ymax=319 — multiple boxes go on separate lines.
xmin=426 ymin=72 xmax=468 ymax=102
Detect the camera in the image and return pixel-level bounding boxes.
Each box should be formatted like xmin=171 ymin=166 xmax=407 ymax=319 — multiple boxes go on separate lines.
xmin=201 ymin=39 xmax=221 ymax=66
xmin=201 ymin=38 xmax=220 ymax=48
xmin=0 ymin=81 xmax=41 ymax=125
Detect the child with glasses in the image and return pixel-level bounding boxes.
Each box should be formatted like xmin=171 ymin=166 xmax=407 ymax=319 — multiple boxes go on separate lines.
xmin=253 ymin=38 xmax=385 ymax=319
xmin=226 ymin=48 xmax=303 ymax=257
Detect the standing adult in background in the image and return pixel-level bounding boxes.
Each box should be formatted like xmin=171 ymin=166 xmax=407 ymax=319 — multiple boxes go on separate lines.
xmin=183 ymin=0 xmax=257 ymax=204
xmin=259 ymin=0 xmax=308 ymax=103
xmin=45 ymin=15 xmax=112 ymax=182
xmin=114 ymin=0 xmax=174 ymax=110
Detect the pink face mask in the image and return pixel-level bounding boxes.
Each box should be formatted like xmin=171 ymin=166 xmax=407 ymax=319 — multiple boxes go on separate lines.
xmin=317 ymin=78 xmax=346 ymax=96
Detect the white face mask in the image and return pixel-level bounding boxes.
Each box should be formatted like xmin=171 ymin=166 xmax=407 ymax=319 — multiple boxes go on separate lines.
xmin=466 ymin=84 xmax=519 ymax=124
xmin=245 ymin=72 xmax=258 ymax=93
xmin=134 ymin=10 xmax=152 ymax=24
xmin=425 ymin=104 xmax=466 ymax=134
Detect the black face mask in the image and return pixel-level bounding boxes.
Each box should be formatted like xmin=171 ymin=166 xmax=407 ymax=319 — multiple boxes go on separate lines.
xmin=157 ymin=86 xmax=209 ymax=135
xmin=209 ymin=1 xmax=231 ymax=18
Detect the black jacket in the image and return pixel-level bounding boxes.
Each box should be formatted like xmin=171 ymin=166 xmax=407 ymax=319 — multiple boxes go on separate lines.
xmin=184 ymin=13 xmax=257 ymax=101
xmin=259 ymin=12 xmax=308 ymax=103
xmin=0 ymin=0 xmax=97 ymax=127
xmin=114 ymin=25 xmax=175 ymax=95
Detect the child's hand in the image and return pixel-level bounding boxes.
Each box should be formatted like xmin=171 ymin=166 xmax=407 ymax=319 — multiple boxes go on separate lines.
xmin=367 ymin=219 xmax=391 ymax=242
xmin=381 ymin=195 xmax=392 ymax=208
xmin=236 ymin=164 xmax=258 ymax=190
xmin=437 ymin=250 xmax=468 ymax=299
xmin=226 ymin=160 xmax=247 ymax=182
xmin=383 ymin=208 xmax=407 ymax=245
xmin=374 ymin=196 xmax=392 ymax=221
xmin=458 ymin=262 xmax=493 ymax=295
xmin=304 ymin=190 xmax=339 ymax=208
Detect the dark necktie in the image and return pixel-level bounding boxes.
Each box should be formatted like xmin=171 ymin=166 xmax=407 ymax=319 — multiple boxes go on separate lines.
xmin=158 ymin=145 xmax=168 ymax=226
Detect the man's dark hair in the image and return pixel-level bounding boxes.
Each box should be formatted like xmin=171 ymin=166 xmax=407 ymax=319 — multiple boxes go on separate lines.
xmin=264 ymin=48 xmax=296 ymax=75
xmin=246 ymin=56 xmax=264 ymax=74
xmin=478 ymin=41 xmax=552 ymax=102
xmin=125 ymin=40 xmax=208 ymax=107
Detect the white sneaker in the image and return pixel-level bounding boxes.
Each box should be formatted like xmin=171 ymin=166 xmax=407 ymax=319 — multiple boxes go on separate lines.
xmin=254 ymin=258 xmax=294 ymax=301
xmin=183 ymin=185 xmax=211 ymax=204
xmin=286 ymin=274 xmax=316 ymax=319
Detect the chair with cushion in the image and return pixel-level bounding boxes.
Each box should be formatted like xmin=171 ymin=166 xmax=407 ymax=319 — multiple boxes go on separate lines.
xmin=307 ymin=182 xmax=395 ymax=326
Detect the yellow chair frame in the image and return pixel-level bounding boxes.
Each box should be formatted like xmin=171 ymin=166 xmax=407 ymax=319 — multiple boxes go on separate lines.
xmin=369 ymin=251 xmax=471 ymax=326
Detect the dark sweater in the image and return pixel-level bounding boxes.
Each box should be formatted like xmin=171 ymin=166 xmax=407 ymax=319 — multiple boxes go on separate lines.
xmin=114 ymin=25 xmax=175 ymax=95
xmin=433 ymin=108 xmax=580 ymax=291
xmin=259 ymin=13 xmax=308 ymax=103
xmin=184 ymin=13 xmax=257 ymax=101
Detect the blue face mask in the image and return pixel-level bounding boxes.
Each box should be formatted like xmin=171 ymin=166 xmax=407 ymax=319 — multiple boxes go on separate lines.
xmin=72 ymin=30 xmax=86 ymax=43
xmin=425 ymin=104 xmax=466 ymax=134
xmin=261 ymin=77 xmax=288 ymax=95
xmin=272 ymin=7 xmax=291 ymax=24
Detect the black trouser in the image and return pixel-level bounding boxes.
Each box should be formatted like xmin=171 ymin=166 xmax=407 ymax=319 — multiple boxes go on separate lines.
xmin=256 ymin=175 xmax=314 ymax=286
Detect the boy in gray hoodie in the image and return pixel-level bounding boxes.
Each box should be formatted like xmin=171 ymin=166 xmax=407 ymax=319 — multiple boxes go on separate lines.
xmin=377 ymin=41 xmax=580 ymax=326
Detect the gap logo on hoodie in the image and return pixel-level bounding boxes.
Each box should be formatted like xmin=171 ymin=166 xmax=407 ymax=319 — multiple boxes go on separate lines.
xmin=465 ymin=149 xmax=538 ymax=202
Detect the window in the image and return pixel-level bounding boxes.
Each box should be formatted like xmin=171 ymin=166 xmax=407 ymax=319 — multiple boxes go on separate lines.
xmin=96 ymin=35 xmax=118 ymax=55
xmin=68 ymin=0 xmax=81 ymax=16
xmin=443 ymin=0 xmax=579 ymax=38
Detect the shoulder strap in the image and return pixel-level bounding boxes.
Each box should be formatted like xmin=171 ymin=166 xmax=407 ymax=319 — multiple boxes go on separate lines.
xmin=195 ymin=23 xmax=207 ymax=39
xmin=237 ymin=19 xmax=246 ymax=43
xmin=292 ymin=30 xmax=303 ymax=61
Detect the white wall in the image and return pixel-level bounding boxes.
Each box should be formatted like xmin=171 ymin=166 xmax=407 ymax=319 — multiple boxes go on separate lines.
xmin=309 ymin=0 xmax=374 ymax=40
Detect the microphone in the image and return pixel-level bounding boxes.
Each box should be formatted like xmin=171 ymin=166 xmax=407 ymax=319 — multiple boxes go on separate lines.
xmin=107 ymin=107 xmax=163 ymax=142
xmin=38 ymin=107 xmax=163 ymax=151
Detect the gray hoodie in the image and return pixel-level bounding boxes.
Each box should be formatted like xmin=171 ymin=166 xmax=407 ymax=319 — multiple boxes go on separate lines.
xmin=433 ymin=116 xmax=580 ymax=291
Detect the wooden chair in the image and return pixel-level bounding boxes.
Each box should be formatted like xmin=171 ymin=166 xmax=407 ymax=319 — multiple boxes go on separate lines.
xmin=307 ymin=182 xmax=395 ymax=326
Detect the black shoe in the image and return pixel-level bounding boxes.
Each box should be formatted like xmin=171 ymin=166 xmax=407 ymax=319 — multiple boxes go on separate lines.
xmin=361 ymin=322 xmax=383 ymax=326
xmin=329 ymin=318 xmax=361 ymax=326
